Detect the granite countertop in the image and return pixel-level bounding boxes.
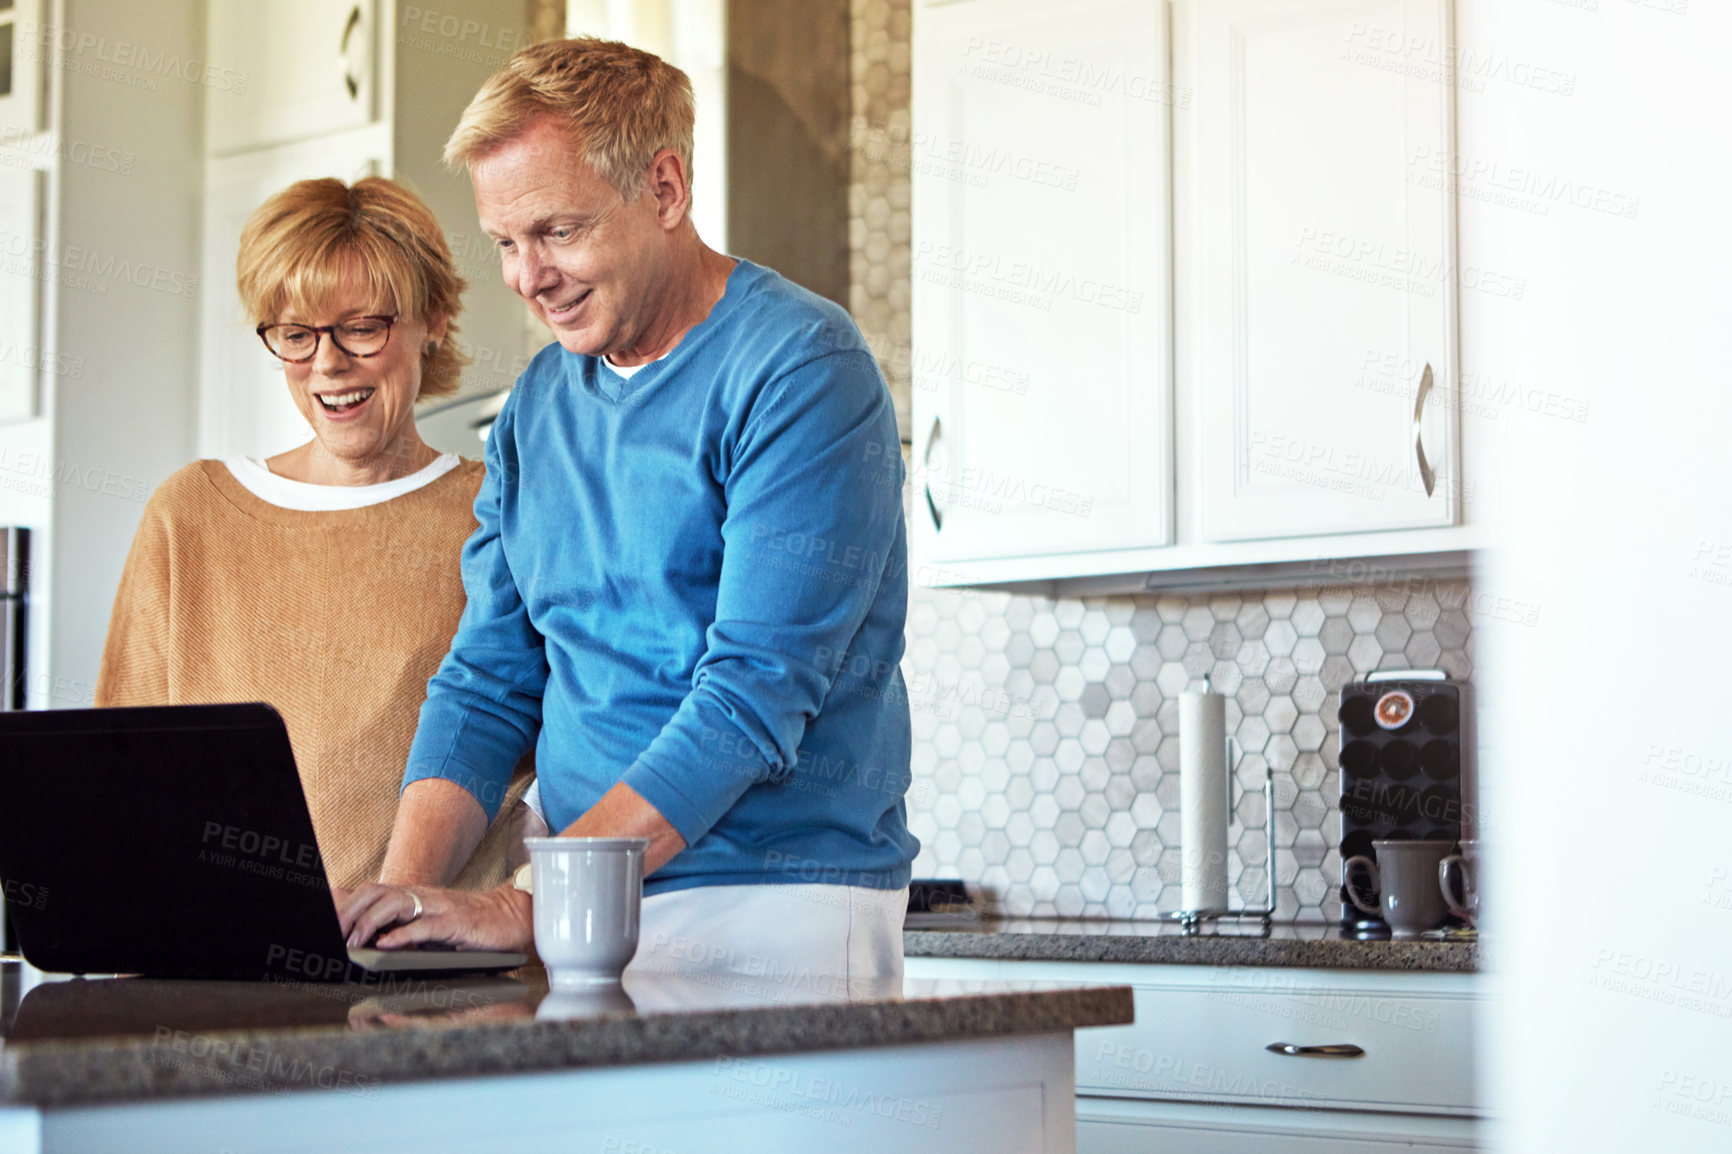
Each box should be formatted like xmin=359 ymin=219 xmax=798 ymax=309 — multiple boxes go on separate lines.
xmin=0 ymin=963 xmax=1132 ymax=1108
xmin=904 ymin=917 xmax=1478 ymax=972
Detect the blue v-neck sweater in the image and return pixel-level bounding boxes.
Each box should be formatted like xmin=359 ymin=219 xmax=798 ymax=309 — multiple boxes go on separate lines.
xmin=403 ymin=261 xmax=918 ymax=896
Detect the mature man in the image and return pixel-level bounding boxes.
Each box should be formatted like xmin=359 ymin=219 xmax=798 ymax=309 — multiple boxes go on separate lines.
xmin=338 ymin=38 xmax=916 ymax=983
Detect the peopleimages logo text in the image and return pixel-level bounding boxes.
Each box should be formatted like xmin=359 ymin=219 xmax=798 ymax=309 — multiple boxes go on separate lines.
xmin=0 ymin=227 xmax=199 ymax=299
xmin=19 ymin=21 xmax=249 ymax=92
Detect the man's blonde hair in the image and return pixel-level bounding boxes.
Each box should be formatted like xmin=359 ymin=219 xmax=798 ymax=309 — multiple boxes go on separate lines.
xmin=443 ymin=37 xmax=696 ymax=203
xmin=236 ymin=177 xmax=469 ymax=399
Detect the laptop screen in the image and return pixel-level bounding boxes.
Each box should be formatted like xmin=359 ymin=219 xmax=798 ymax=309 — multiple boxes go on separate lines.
xmin=0 ymin=704 xmax=357 ymax=980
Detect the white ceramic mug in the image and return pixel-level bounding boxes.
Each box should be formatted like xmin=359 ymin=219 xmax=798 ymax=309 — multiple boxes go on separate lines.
xmin=525 ymin=836 xmax=649 ymax=988
xmin=1438 ymin=839 xmax=1480 ymax=927
xmin=1343 ymin=839 xmax=1454 ymax=939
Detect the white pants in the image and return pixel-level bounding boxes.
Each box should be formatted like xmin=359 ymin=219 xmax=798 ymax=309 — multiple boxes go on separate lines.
xmin=621 ymin=884 xmax=908 ymax=1009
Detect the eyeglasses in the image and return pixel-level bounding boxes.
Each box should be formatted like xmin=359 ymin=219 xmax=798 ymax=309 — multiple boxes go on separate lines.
xmin=256 ymin=315 xmax=398 ymax=362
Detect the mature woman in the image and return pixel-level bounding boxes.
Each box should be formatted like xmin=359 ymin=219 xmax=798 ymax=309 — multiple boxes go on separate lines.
xmin=96 ymin=176 xmax=531 ymax=891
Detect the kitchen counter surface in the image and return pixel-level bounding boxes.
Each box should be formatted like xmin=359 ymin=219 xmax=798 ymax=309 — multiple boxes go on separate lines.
xmin=904 ymin=917 xmax=1477 ymax=972
xmin=0 ymin=963 xmax=1132 ymax=1108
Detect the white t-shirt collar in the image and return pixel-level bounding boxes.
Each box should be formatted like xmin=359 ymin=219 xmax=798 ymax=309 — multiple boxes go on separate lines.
xmin=223 ymin=452 xmax=461 ymax=512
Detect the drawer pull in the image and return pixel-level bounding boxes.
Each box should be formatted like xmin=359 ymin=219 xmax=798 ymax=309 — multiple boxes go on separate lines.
xmin=1266 ymin=1042 xmax=1365 ymax=1058
xmin=1413 ymin=362 xmax=1437 ymax=497
xmin=340 ymin=5 xmax=366 ymax=101
xmin=922 ymin=415 xmax=945 ymax=532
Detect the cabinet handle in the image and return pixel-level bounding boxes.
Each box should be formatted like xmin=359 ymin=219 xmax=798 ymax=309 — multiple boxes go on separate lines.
xmin=340 ymin=6 xmax=365 ymax=100
xmin=922 ymin=416 xmax=944 ymax=532
xmin=1266 ymin=1042 xmax=1365 ymax=1058
xmin=1412 ymin=362 xmax=1436 ymax=497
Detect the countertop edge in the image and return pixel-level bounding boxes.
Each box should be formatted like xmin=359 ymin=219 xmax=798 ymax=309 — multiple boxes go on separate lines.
xmin=903 ymin=930 xmax=1478 ymax=973
xmin=0 ymin=985 xmax=1135 ymax=1109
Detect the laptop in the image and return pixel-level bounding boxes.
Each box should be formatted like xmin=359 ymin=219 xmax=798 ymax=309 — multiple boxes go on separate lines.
xmin=0 ymin=703 xmax=525 ymax=981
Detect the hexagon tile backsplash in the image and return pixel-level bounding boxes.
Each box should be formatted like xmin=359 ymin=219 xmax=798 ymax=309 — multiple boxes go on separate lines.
xmin=901 ymin=580 xmax=1474 ymax=923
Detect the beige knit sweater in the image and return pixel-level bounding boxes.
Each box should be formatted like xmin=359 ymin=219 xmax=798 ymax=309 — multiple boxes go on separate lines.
xmin=95 ymin=459 xmax=532 ymax=890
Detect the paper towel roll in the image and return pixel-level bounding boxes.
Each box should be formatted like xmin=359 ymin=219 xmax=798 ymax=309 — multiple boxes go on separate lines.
xmin=1180 ymin=686 xmax=1230 ymax=912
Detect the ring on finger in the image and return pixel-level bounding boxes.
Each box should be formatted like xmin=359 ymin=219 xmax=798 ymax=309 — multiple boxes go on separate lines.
xmin=405 ymin=890 xmax=424 ymax=924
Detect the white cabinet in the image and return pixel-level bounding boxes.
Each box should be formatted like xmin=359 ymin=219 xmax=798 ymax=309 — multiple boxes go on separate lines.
xmin=198 ymin=0 xmax=535 ymax=461
xmin=206 ymin=0 xmax=379 ymax=155
xmin=1068 ymin=966 xmax=1475 ymax=1115
xmin=3 ymin=1034 xmax=1082 ymax=1154
xmin=0 ymin=0 xmax=46 ymax=423
xmin=1191 ymin=0 xmax=1458 ymax=542
xmin=0 ymin=0 xmax=45 ymax=136
xmin=905 ymin=956 xmax=1482 ymax=1152
xmin=1078 ymin=1097 xmax=1477 ymax=1153
xmin=909 ymin=0 xmax=1474 ymax=587
xmin=910 ymin=0 xmax=1173 ymax=567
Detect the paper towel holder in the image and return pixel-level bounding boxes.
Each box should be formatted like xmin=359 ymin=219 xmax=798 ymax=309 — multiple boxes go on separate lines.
xmin=1162 ymin=758 xmax=1278 ymax=936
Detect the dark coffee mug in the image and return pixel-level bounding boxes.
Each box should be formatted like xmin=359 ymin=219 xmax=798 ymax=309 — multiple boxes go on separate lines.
xmin=1439 ymin=839 xmax=1480 ymax=927
xmin=1344 ymin=839 xmax=1453 ymax=939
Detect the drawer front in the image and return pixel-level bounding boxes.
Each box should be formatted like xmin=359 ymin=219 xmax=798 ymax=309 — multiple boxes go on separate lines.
xmin=1073 ymin=971 xmax=1475 ymax=1114
xmin=1078 ymin=1097 xmax=1480 ymax=1154
xmin=905 ymin=956 xmax=1479 ymax=1114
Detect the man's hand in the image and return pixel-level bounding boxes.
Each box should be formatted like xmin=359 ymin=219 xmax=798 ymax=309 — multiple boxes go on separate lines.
xmin=338 ymin=882 xmax=533 ymax=953
xmin=337 ymin=783 xmax=678 ymax=958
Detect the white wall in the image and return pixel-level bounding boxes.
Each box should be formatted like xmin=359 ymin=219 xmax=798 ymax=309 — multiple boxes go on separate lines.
xmin=45 ymin=0 xmax=203 ymax=703
xmin=1459 ymin=1 xmax=1732 ymax=1150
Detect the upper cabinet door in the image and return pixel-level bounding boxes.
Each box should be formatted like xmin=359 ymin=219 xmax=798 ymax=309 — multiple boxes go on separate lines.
xmin=1192 ymin=0 xmax=1458 ymax=542
xmin=0 ymin=0 xmax=45 ymax=136
xmin=207 ymin=0 xmax=377 ymax=155
xmin=912 ymin=0 xmax=1172 ymax=568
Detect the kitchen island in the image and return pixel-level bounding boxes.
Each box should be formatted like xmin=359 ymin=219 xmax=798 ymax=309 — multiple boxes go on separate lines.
xmin=0 ymin=962 xmax=1132 ymax=1154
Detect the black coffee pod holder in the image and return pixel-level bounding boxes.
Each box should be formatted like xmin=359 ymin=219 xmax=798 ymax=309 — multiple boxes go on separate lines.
xmin=1337 ymin=668 xmax=1467 ymax=937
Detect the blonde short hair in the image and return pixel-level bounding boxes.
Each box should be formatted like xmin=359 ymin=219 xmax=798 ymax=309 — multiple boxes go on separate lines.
xmin=443 ymin=37 xmax=696 ymax=203
xmin=235 ymin=177 xmax=469 ymax=399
